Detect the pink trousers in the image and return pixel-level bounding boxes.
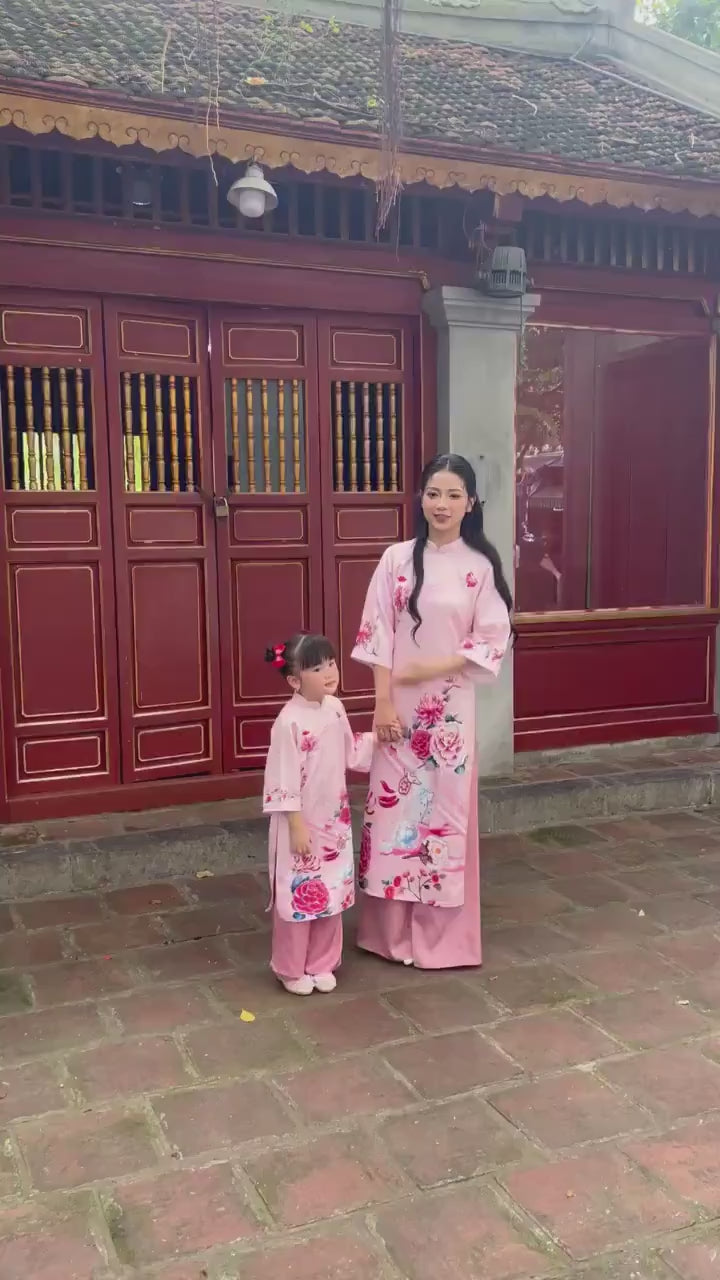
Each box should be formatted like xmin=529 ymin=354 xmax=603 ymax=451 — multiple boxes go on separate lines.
xmin=270 ymin=908 xmax=343 ymax=981
xmin=357 ymin=775 xmax=482 ymax=970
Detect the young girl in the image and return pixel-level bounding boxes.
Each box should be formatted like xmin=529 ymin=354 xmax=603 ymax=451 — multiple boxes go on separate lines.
xmin=262 ymin=632 xmax=374 ymax=995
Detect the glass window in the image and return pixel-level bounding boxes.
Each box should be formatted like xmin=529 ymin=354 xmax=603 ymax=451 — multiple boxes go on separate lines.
xmin=515 ymin=326 xmax=710 ymax=613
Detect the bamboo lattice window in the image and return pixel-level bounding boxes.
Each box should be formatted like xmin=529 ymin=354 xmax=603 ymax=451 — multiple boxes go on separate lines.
xmin=120 ymin=372 xmax=199 ymax=493
xmin=332 ymin=381 xmax=402 ymax=493
xmin=224 ymin=377 xmax=306 ymax=494
xmin=0 ymin=364 xmax=94 ymax=491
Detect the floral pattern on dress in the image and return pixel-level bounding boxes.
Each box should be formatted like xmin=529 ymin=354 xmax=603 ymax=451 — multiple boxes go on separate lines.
xmin=407 ymin=683 xmax=468 ymax=774
xmin=393 ymin=575 xmax=410 ymax=613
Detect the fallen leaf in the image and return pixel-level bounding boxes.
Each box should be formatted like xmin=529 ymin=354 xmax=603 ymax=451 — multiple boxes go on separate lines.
xmin=196 ymin=870 xmax=214 ymax=879
xmin=637 ymin=909 xmax=645 ymax=917
xmin=239 ymin=1009 xmax=256 ymax=1022
xmin=245 ymin=75 xmax=267 ymax=86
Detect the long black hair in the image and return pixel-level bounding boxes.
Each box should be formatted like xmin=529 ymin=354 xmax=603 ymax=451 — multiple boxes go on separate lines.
xmin=407 ymin=453 xmax=513 ymax=640
xmin=264 ymin=632 xmax=336 ymax=677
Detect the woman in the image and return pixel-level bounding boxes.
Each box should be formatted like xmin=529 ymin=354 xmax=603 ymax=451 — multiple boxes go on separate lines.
xmin=351 ymin=453 xmax=512 ymax=969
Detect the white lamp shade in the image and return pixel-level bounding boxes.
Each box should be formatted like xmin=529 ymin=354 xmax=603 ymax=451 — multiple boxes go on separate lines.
xmin=227 ymin=163 xmax=278 ymax=219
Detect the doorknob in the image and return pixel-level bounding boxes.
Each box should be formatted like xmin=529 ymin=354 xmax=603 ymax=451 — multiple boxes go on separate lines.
xmin=213 ymin=495 xmax=229 ymax=520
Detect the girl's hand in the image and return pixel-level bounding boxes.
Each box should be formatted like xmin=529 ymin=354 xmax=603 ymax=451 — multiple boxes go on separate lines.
xmin=288 ymin=813 xmax=311 ymax=856
xmin=374 ymin=696 xmax=402 ymax=744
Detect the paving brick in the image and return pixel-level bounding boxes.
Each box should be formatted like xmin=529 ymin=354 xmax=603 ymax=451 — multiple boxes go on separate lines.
xmin=234 ymin=1227 xmax=389 ymax=1280
xmin=503 ymin=1149 xmax=692 ymax=1260
xmin=279 ymin=1057 xmax=413 ymax=1122
xmin=559 ymin=945 xmax=682 ymax=995
xmin=13 ymin=896 xmax=104 ymax=929
xmin=159 ymin=904 xmax=255 ymax=944
xmin=0 ymin=973 xmax=32 ymax=1014
xmin=375 ymin=1182 xmax=555 ymax=1279
xmin=381 ymin=1094 xmax=531 ymax=1187
xmin=482 ymin=924 xmax=583 ymax=967
xmin=29 ymin=956 xmax=137 ymax=1007
xmin=185 ymin=870 xmax=268 ymax=906
xmin=104 ymin=1162 xmax=261 ymax=1266
xmin=527 ymin=848 xmax=611 ymax=877
xmin=625 ymin=1115 xmax=720 ymax=1211
xmin=478 ymin=961 xmax=591 ymax=1012
xmin=224 ymin=929 xmax=273 ymax=967
xmin=600 ymin=1046 xmax=720 ymax=1121
xmin=680 ymin=969 xmax=720 ymax=1014
xmin=292 ymin=995 xmax=411 ymax=1054
xmin=16 ymin=1106 xmax=159 ymax=1189
xmin=67 ymin=1035 xmax=191 ymax=1102
xmin=70 ymin=915 xmax=165 ymax=956
xmin=211 ymin=972 xmax=308 ymax=1017
xmin=0 ymin=1138 xmax=21 ymax=1197
xmin=482 ymin=884 xmax=572 ymax=924
xmin=0 ymin=928 xmax=65 ymax=970
xmin=105 ymin=882 xmax=187 ymax=915
xmin=0 ymin=1203 xmax=108 ymax=1280
xmin=135 ymin=939 xmax=233 ymax=982
xmin=548 ymin=875 xmax=633 ymax=908
xmin=184 ymin=1016 xmax=308 ymax=1077
xmin=555 ymin=903 xmax=664 ymax=948
xmin=0 ymin=906 xmax=14 ymax=934
xmin=662 ymin=1239 xmax=720 ymax=1280
xmin=0 ymin=1060 xmax=68 ymax=1120
xmin=640 ymin=895 xmax=720 ymax=931
xmin=0 ymin=1003 xmax=106 ymax=1062
xmin=530 ymin=823 xmax=612 ymax=848
xmin=384 ymin=980 xmax=499 ymax=1033
xmin=489 ymin=1009 xmax=619 ymax=1073
xmin=653 ymin=930 xmax=720 ymax=974
xmin=384 ymin=1030 xmax=520 ymax=1099
xmin=154 ymin=1079 xmax=293 ymax=1155
xmin=484 ymin=858 xmax=552 ymax=888
xmin=491 ymin=1070 xmax=648 ymax=1148
xmin=105 ymin=986 xmax=220 ymax=1035
xmin=612 ymin=867 xmax=709 ymax=898
xmin=591 ymin=986 xmax=711 ymax=1048
xmin=576 ymin=1253 xmax=671 ymax=1280
xmin=245 ymin=1131 xmax=408 ymax=1227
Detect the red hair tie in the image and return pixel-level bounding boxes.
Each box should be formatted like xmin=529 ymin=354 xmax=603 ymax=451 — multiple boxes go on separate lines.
xmin=272 ymin=643 xmax=286 ymax=669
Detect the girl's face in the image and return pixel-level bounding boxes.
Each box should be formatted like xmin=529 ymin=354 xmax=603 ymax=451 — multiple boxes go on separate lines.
xmin=421 ymin=469 xmax=473 ymax=542
xmin=290 ymin=658 xmax=339 ymax=703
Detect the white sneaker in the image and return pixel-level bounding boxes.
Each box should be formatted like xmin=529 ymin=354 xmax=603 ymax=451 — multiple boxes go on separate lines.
xmin=281 ymin=975 xmax=314 ymax=996
xmin=312 ymin=972 xmax=337 ymax=993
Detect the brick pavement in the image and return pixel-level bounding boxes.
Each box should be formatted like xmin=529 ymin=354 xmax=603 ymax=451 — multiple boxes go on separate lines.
xmin=2 ymin=812 xmax=720 ymax=1275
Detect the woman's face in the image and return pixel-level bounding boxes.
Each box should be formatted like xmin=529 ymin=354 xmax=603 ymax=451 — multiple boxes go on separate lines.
xmin=421 ymin=469 xmax=473 ymax=542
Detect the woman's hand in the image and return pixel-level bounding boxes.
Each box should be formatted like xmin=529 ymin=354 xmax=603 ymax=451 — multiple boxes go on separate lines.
xmin=374 ymin=696 xmax=402 ymax=744
xmin=288 ymin=813 xmax=311 ymax=856
xmin=395 ymin=656 xmax=465 ymax=685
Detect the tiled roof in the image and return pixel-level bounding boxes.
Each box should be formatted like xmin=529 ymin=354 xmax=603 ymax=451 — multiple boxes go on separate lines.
xmin=2 ymin=0 xmax=720 ymax=181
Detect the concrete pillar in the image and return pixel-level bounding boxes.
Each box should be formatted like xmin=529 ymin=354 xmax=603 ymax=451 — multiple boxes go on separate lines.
xmin=423 ymin=286 xmax=540 ymax=776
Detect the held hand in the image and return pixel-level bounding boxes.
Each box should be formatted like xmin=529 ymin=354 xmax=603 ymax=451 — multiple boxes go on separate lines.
xmin=288 ymin=814 xmax=311 ymax=857
xmin=374 ymin=697 xmax=403 ymax=745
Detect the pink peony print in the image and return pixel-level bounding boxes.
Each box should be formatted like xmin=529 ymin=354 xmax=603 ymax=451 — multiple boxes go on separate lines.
xmin=430 ymin=725 xmax=464 ymax=768
xmin=355 ymin=619 xmax=374 ymax=648
xmin=300 ymin=732 xmax=317 ymax=753
xmin=461 ymin=638 xmax=475 ymax=651
xmin=410 ymin=728 xmax=432 ymax=761
xmin=465 ymin=572 xmax=478 ymax=588
xmin=338 ymin=800 xmax=351 ymax=826
xmin=415 ymin=693 xmax=445 ymax=729
xmin=358 ymin=824 xmax=372 ymax=880
xmin=393 ymin=575 xmax=410 ymax=612
xmin=292 ymin=877 xmax=330 ymax=915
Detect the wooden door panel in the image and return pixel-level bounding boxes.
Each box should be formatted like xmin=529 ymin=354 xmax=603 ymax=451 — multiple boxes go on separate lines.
xmin=0 ymin=291 xmax=119 ymax=798
xmin=208 ymin=309 xmax=322 ymax=770
xmin=317 ymin=315 xmax=417 ymax=727
xmin=103 ymin=299 xmax=221 ymax=782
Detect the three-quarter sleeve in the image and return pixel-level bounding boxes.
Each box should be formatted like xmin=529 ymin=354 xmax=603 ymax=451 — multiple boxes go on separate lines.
xmin=262 ymin=718 xmax=302 ymax=813
xmin=459 ymin=563 xmax=512 ymax=680
xmin=351 ymin=547 xmax=396 ymax=669
xmin=344 ymin=721 xmax=375 ymax=773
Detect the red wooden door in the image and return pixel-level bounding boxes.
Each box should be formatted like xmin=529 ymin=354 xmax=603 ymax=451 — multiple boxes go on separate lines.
xmin=207 ymin=309 xmax=323 ymax=769
xmin=103 ymin=300 xmax=222 ymax=782
xmin=317 ymin=316 xmax=416 ymax=728
xmin=0 ymin=290 xmax=120 ymax=798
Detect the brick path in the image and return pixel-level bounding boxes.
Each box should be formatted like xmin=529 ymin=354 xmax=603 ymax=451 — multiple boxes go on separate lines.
xmin=1 ymin=812 xmax=720 ymax=1276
